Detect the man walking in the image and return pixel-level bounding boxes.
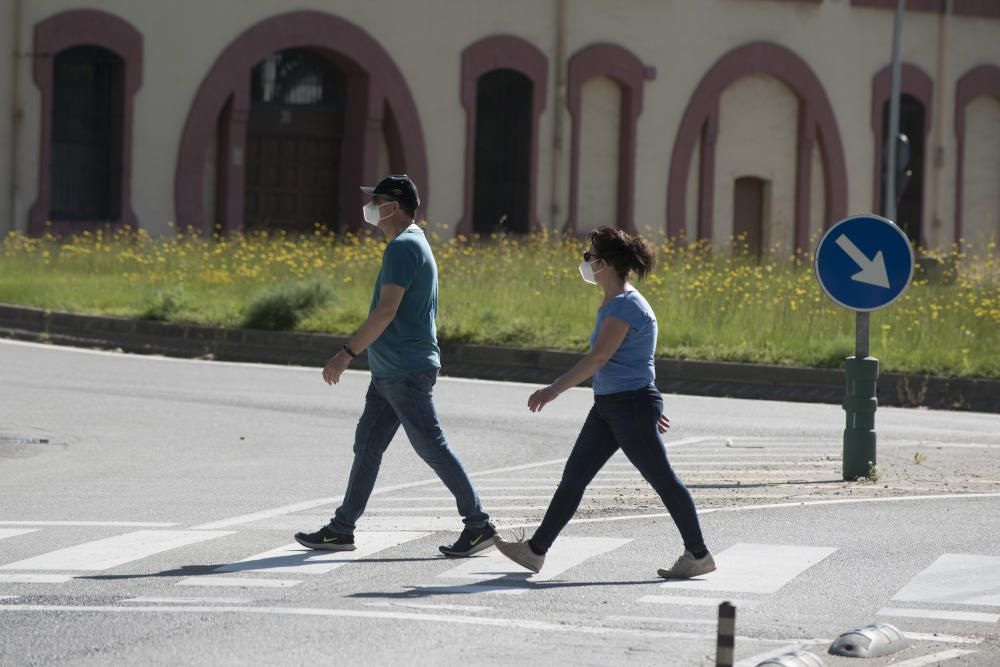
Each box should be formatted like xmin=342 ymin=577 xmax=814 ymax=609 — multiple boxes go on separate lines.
xmin=295 ymin=175 xmax=495 ymax=557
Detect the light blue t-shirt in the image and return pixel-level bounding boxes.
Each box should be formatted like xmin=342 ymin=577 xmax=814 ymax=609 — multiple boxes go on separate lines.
xmin=589 ymin=289 xmax=657 ymax=395
xmin=366 ymin=227 xmax=441 ymax=377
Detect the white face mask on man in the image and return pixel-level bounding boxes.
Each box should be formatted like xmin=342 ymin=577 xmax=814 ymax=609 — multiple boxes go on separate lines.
xmin=362 ymin=201 xmax=392 ymax=226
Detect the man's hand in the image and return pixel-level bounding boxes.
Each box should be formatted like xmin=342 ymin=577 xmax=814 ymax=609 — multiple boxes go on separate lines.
xmin=527 ymin=386 xmax=560 ymax=413
xmin=657 ymin=413 xmax=671 ymax=434
xmin=322 ymin=351 xmax=352 ymax=386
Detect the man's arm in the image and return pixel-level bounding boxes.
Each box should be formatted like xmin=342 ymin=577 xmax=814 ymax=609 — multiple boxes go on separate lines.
xmin=323 ymin=284 xmax=405 ymax=385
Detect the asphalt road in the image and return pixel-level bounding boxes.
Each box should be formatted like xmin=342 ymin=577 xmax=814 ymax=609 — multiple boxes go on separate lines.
xmin=2 ymin=339 xmax=999 ymax=666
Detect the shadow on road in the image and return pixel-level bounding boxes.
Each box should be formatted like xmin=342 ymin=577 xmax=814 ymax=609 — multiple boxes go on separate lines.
xmin=347 ymin=576 xmax=663 ymax=600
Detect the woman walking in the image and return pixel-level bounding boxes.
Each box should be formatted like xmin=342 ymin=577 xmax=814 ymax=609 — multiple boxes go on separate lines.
xmin=494 ymin=226 xmax=714 ymax=579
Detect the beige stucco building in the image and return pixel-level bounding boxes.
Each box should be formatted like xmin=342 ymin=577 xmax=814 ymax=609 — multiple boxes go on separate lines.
xmin=2 ymin=0 xmax=998 ymax=252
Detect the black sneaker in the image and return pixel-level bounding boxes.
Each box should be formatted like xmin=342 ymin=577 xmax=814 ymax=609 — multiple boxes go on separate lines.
xmin=439 ymin=522 xmax=496 ymax=557
xmin=294 ymin=525 xmax=356 ymax=551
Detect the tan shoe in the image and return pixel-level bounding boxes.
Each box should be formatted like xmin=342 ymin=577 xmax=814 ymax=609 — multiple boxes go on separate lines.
xmin=494 ymin=534 xmax=545 ymax=574
xmin=657 ymin=550 xmax=716 ymax=579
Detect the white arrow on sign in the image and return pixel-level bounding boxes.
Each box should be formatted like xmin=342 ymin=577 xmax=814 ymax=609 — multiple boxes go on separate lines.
xmin=835 ymin=234 xmax=890 ymax=288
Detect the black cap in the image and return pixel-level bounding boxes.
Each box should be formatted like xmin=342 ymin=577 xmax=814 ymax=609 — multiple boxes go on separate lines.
xmin=361 ymin=174 xmax=420 ymax=213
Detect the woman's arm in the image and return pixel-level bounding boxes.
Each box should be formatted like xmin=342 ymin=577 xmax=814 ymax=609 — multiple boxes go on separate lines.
xmin=527 ymin=316 xmax=630 ymax=412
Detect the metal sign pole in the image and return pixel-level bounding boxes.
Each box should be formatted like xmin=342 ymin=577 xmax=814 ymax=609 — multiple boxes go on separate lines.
xmin=842 ymin=0 xmax=904 ymax=480
xmin=844 ymin=311 xmax=878 ymax=480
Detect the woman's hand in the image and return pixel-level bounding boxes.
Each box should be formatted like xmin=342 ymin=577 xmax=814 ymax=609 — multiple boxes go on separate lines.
xmin=527 ymin=386 xmax=560 ymax=413
xmin=657 ymin=413 xmax=670 ymax=434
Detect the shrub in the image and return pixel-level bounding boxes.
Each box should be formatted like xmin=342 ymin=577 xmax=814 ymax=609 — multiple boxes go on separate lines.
xmin=241 ymin=280 xmax=332 ymax=331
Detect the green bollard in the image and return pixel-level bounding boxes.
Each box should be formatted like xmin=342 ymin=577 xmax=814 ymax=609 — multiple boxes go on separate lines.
xmin=843 ymin=356 xmax=879 ymax=480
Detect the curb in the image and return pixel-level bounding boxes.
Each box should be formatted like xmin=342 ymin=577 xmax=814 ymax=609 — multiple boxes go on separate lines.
xmin=1 ymin=303 xmax=997 ymax=413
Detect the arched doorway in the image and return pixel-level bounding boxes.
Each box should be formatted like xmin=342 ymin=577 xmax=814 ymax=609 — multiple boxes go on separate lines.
xmin=472 ymin=69 xmax=532 ymax=234
xmin=458 ymin=35 xmax=548 ymax=237
xmin=175 ymin=11 xmax=428 ymax=234
xmin=244 ymin=48 xmax=346 ymax=233
xmin=28 ymin=9 xmax=142 ymax=236
xmin=880 ymin=94 xmax=926 ymax=244
xmin=50 ymin=46 xmax=125 ymax=223
xmin=870 ymin=63 xmax=933 ymax=247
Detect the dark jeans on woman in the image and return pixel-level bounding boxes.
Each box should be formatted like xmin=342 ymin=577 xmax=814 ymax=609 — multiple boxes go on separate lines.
xmin=329 ymin=368 xmax=490 ymax=534
xmin=531 ymin=383 xmax=706 ymax=555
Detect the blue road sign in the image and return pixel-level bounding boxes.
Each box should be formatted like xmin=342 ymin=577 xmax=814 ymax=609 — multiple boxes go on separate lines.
xmin=814 ymin=214 xmax=915 ymax=312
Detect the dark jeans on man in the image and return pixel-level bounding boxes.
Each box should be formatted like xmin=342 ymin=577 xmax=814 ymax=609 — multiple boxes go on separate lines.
xmin=531 ymin=384 xmax=706 ymax=554
xmin=330 ymin=368 xmax=489 ymax=534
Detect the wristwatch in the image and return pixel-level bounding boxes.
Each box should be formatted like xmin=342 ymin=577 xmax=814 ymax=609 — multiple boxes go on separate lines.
xmin=342 ymin=343 xmax=358 ymax=359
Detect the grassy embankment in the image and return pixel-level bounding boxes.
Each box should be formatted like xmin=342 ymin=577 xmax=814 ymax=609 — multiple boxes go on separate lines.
xmin=1 ymin=225 xmax=997 ymax=378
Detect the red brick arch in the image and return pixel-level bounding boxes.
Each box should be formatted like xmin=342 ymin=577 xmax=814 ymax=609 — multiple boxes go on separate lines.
xmin=174 ymin=11 xmax=429 ymax=233
xmin=954 ymin=65 xmax=1000 ymax=243
xmin=29 ymin=10 xmax=143 ymax=236
xmin=666 ymin=42 xmax=848 ymax=251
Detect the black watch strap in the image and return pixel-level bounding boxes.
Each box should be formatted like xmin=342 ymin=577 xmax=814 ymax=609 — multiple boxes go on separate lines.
xmin=342 ymin=343 xmax=358 ymax=359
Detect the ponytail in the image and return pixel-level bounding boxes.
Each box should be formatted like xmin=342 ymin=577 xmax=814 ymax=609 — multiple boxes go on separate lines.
xmin=588 ymin=226 xmax=656 ymax=281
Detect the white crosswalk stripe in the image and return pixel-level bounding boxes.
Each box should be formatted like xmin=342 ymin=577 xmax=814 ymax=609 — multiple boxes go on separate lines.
xmin=215 ymin=531 xmax=431 ymax=576
xmin=652 ymin=543 xmax=837 ymax=595
xmin=0 ymin=530 xmax=234 ymax=572
xmin=433 ymin=536 xmax=632 ymax=593
xmin=892 ymin=553 xmax=1000 ymax=607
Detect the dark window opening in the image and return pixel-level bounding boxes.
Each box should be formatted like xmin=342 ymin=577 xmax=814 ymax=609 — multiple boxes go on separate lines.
xmin=472 ymin=69 xmax=532 ymax=235
xmin=733 ymin=176 xmax=767 ymax=258
xmin=880 ymin=94 xmax=925 ymax=245
xmin=50 ymin=46 xmax=124 ymax=222
xmin=245 ymin=49 xmax=347 ymax=233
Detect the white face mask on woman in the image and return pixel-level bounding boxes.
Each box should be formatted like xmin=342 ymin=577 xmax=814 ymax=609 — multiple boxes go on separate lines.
xmin=362 ymin=201 xmax=391 ymax=226
xmin=578 ymin=260 xmax=603 ymax=285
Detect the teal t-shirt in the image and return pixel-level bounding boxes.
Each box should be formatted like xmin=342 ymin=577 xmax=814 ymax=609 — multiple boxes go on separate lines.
xmin=367 ymin=226 xmax=441 ymax=377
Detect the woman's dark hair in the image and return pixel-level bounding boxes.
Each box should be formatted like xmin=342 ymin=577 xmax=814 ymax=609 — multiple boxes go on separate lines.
xmin=588 ymin=226 xmax=656 ymax=281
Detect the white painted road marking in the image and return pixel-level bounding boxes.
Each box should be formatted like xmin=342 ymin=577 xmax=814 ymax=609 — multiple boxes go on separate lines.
xmin=877 ymin=607 xmax=1000 ymax=623
xmin=496 ymin=492 xmax=1000 ymax=531
xmin=0 ymin=530 xmax=234 ymax=571
xmin=0 ymin=521 xmax=178 ymax=527
xmin=177 ymin=577 xmax=301 ymax=588
xmin=893 ymin=553 xmax=1000 ymax=607
xmin=0 ymin=528 xmax=38 ymax=541
xmin=437 ymin=536 xmax=631 ymax=590
xmin=216 ymin=531 xmax=430 ymax=575
xmin=124 ymin=597 xmax=250 ymax=604
xmin=890 ymin=649 xmax=977 ymax=666
xmin=639 ymin=594 xmax=758 ymax=608
xmin=902 ymin=632 xmax=982 ymax=645
xmin=0 ymin=574 xmax=77 ymax=583
xmin=0 ymin=603 xmax=806 ymax=643
xmin=363 ymin=601 xmax=492 ymax=613
xmin=192 ymin=458 xmax=566 ymax=530
xmin=658 ymin=543 xmax=837 ymax=594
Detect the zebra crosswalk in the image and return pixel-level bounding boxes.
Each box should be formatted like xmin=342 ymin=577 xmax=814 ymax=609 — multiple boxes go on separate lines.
xmin=0 ymin=438 xmax=994 ymax=666
xmin=0 ymin=522 xmax=992 ymax=665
